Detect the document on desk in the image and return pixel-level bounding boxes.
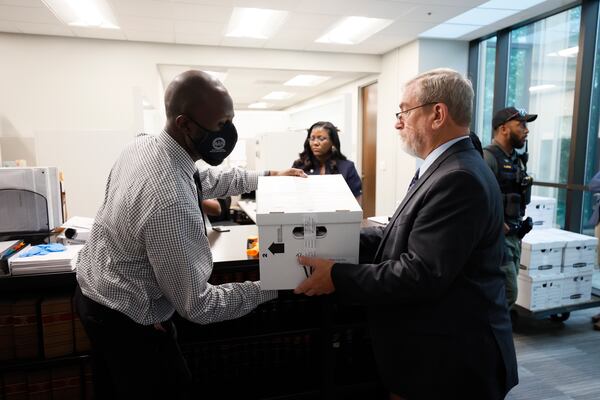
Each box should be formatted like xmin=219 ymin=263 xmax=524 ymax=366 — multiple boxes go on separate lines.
xmin=8 ymin=244 xmax=84 ymax=275
xmin=367 ymin=216 xmax=390 ymax=225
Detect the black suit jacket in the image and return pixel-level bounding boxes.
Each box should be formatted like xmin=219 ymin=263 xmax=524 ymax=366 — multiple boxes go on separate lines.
xmin=332 ymin=138 xmax=518 ymax=399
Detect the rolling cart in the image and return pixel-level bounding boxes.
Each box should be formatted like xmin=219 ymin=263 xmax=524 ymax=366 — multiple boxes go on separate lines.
xmin=512 ymin=288 xmax=600 ymax=323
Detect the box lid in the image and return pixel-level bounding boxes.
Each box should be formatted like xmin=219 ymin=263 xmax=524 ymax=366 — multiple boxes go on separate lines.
xmin=545 ymin=228 xmax=598 ymax=248
xmin=521 ymin=229 xmax=566 ymax=250
xmin=256 ymin=175 xmax=363 ymax=225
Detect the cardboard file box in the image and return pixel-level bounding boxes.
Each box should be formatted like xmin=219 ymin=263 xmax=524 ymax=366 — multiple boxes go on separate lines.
xmin=520 ymin=230 xmax=565 ymax=278
xmin=545 ymin=229 xmax=597 ymax=274
xmin=560 ymin=272 xmax=593 ymax=306
xmin=526 ymin=196 xmax=556 ymax=230
xmin=256 ymin=175 xmax=362 ymax=290
xmin=516 ymin=273 xmax=563 ymax=311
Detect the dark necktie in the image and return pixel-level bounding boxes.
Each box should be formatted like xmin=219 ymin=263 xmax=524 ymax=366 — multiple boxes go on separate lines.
xmin=408 ymin=168 xmax=420 ymax=191
xmin=193 ymin=171 xmax=207 ymax=235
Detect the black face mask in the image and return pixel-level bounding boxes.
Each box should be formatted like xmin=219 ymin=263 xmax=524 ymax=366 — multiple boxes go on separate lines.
xmin=187 ymin=116 xmax=238 ymax=166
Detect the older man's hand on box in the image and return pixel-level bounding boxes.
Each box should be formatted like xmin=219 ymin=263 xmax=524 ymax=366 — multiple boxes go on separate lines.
xmin=294 ymin=256 xmax=335 ymax=296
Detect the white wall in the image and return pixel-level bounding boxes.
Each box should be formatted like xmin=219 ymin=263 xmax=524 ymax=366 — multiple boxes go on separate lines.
xmin=0 ymin=32 xmax=379 ymax=216
xmin=284 ymin=75 xmax=379 ymax=172
xmin=371 ymin=39 xmax=469 ymax=216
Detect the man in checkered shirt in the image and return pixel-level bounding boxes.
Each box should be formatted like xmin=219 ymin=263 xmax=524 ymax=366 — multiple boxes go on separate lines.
xmin=74 ymin=70 xmax=305 ymax=399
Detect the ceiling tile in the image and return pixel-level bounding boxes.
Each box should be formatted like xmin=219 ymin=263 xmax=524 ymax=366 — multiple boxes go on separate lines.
xmin=346 ymin=0 xmax=412 ymax=19
xmin=294 ymin=0 xmax=353 ymax=16
xmin=170 ymin=0 xmax=234 ymax=5
xmin=284 ymin=13 xmax=339 ymax=30
xmin=174 ymin=20 xmax=225 ymax=35
xmin=172 ymin=3 xmax=232 ymax=22
xmin=175 ymin=31 xmax=222 ymax=45
xmin=112 ymin=0 xmax=174 ymax=18
xmin=220 ymin=36 xmax=266 ymax=48
xmin=0 ymin=0 xmax=43 ymax=6
xmin=15 ymin=22 xmax=74 ymax=36
xmin=119 ymin=16 xmax=174 ymax=32
xmin=70 ymin=26 xmax=128 ymax=40
xmin=231 ymin=0 xmax=299 ymax=11
xmin=399 ymin=3 xmax=470 ymax=23
xmin=125 ymin=29 xmax=175 ymax=42
xmin=0 ymin=5 xmax=60 ymax=24
xmin=0 ymin=20 xmax=21 ymax=33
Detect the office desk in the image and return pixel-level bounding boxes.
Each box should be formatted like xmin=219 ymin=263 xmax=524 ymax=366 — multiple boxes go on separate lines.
xmin=0 ymin=224 xmax=382 ymax=400
xmin=237 ymin=199 xmax=257 ymax=223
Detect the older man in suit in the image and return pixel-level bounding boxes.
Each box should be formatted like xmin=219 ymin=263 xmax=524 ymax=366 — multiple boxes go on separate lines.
xmin=295 ymin=68 xmax=518 ymax=399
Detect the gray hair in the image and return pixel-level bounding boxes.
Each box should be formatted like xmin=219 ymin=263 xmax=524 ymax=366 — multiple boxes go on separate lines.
xmin=406 ymin=68 xmax=473 ymax=127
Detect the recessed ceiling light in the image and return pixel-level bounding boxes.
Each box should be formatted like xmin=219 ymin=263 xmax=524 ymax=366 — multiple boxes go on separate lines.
xmin=248 ymin=102 xmax=271 ymax=109
xmin=226 ymin=8 xmax=288 ymax=39
xmin=263 ymin=91 xmax=295 ymax=100
xmin=284 ymin=74 xmax=331 ymax=87
xmin=315 ymin=16 xmax=393 ymax=45
xmin=42 ymin=0 xmax=119 ymax=29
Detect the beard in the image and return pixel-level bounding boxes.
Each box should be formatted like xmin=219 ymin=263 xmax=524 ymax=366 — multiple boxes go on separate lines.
xmin=399 ymin=126 xmax=426 ymax=158
xmin=509 ymin=131 xmax=526 ymax=149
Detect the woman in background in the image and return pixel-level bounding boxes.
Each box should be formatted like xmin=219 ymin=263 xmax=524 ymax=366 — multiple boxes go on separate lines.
xmin=292 ymin=121 xmax=362 ymax=202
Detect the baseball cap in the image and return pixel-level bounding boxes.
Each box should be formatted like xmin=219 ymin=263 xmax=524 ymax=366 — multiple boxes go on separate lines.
xmin=492 ymin=107 xmax=538 ymax=130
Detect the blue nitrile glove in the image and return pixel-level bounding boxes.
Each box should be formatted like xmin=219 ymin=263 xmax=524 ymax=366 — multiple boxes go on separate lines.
xmin=19 ymin=243 xmax=67 ymax=257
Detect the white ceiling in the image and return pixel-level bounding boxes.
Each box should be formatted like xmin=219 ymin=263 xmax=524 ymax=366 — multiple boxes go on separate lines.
xmin=0 ymin=0 xmax=574 ymax=109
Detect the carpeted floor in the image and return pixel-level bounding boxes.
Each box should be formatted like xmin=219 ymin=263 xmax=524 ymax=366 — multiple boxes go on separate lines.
xmin=506 ymin=306 xmax=600 ymax=400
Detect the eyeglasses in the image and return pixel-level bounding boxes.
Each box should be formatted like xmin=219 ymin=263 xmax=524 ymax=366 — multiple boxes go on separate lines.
xmin=309 ymin=136 xmax=329 ymax=143
xmin=395 ymin=102 xmax=438 ymax=120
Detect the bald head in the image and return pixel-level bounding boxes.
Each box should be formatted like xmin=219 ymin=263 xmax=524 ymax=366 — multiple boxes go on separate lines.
xmin=164 ymin=70 xmax=231 ymax=121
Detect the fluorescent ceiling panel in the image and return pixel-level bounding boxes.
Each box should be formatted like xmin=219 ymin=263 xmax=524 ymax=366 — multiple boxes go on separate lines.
xmin=284 ymin=74 xmax=331 ymax=87
xmin=248 ymin=102 xmax=271 ymax=109
xmin=263 ymin=91 xmax=295 ymax=100
xmin=315 ymin=16 xmax=393 ymax=45
xmin=226 ymin=8 xmax=288 ymax=39
xmin=42 ymin=0 xmax=119 ymax=29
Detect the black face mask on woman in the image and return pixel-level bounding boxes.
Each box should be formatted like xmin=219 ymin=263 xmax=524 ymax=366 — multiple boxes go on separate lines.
xmin=186 ymin=116 xmax=238 ymax=166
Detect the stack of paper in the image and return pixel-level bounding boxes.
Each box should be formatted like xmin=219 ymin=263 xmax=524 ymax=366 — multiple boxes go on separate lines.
xmin=8 ymin=245 xmax=84 ymax=275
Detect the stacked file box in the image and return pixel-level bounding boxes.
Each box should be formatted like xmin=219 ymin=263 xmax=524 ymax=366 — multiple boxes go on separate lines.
xmin=516 ymin=228 xmax=597 ymax=311
xmin=517 ymin=229 xmax=565 ymax=311
xmin=526 ymin=196 xmax=556 ymax=230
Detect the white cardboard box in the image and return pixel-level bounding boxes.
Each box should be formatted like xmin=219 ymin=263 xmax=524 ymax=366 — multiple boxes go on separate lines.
xmin=520 ymin=229 xmax=565 ymax=277
xmin=560 ymin=272 xmax=593 ymax=305
xmin=526 ymin=195 xmax=556 ymax=230
xmin=516 ymin=273 xmax=563 ymax=311
xmin=544 ymin=229 xmax=598 ymax=274
xmin=256 ymin=175 xmax=362 ymax=289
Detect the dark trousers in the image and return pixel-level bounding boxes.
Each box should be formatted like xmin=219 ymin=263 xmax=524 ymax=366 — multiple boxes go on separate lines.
xmin=74 ymin=285 xmax=192 ymax=400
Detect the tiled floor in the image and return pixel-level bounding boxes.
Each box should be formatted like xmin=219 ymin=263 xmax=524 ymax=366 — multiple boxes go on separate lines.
xmin=506 ymin=306 xmax=600 ymax=400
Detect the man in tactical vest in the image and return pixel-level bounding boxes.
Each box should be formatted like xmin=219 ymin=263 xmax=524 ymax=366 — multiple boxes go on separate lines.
xmin=484 ymin=107 xmax=537 ymax=308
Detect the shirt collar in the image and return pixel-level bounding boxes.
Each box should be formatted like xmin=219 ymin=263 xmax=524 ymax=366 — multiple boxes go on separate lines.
xmin=158 ymin=130 xmax=197 ymax=179
xmin=419 ymin=136 xmax=469 ymax=177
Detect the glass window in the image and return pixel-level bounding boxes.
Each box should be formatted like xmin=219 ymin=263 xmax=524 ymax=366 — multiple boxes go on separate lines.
xmin=582 ymin=5 xmax=600 ymax=236
xmin=506 ymin=7 xmax=581 ymax=231
xmin=475 ymin=37 xmax=496 ymax=145
xmin=507 ymin=7 xmax=581 ymax=187
xmin=532 ymin=186 xmax=567 ymax=229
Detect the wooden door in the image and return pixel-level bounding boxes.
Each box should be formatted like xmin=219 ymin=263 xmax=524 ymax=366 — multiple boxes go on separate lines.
xmin=361 ymin=83 xmax=377 ymax=217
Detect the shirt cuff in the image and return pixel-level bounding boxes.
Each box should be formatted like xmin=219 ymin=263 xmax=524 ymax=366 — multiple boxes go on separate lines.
xmin=254 ymin=281 xmax=278 ymax=302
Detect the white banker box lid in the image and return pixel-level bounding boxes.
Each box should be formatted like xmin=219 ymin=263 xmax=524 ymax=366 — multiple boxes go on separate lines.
xmin=256 ymin=175 xmax=362 ymax=289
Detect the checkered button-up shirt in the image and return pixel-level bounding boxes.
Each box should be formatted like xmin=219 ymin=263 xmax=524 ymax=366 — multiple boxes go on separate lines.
xmin=76 ymin=130 xmax=277 ymax=325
